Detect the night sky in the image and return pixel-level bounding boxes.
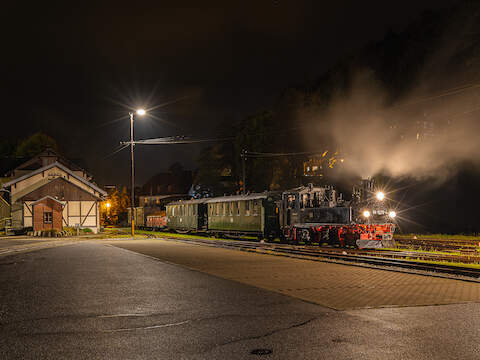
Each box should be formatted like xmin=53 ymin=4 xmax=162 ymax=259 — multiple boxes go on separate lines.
xmin=2 ymin=1 xmax=458 ymax=186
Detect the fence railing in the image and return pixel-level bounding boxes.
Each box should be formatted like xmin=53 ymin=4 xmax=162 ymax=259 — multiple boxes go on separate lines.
xmin=0 ymin=217 xmax=12 ymax=235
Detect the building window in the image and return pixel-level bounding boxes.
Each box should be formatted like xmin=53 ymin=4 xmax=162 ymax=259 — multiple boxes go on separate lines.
xmin=44 ymin=212 xmax=53 ymax=224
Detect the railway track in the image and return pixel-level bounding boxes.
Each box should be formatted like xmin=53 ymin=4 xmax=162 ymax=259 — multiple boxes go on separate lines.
xmin=395 ymin=237 xmax=480 ymax=253
xmin=150 ymin=234 xmax=480 ymax=280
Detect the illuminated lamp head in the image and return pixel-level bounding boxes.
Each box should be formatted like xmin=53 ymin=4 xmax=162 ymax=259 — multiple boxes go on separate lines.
xmin=376 ymin=191 xmax=385 ymax=201
xmin=389 ymin=210 xmax=396 ymax=219
xmin=363 ymin=210 xmax=371 ymax=218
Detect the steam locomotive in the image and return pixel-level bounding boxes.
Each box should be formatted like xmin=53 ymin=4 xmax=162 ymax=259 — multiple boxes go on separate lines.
xmin=161 ymin=179 xmax=396 ymax=249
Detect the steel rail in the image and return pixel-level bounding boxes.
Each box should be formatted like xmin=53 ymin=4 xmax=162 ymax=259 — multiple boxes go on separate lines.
xmin=152 ymin=235 xmax=480 ymax=279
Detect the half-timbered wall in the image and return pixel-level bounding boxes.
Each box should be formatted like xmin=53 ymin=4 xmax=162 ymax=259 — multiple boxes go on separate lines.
xmin=17 ymin=177 xmax=101 ymax=233
xmin=23 ymin=201 xmax=34 ymax=227
xmin=63 ymin=200 xmax=97 ymax=228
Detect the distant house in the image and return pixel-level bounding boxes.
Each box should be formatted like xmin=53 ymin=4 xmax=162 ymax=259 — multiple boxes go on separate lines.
xmin=141 ymin=169 xmax=194 ymax=197
xmin=126 ymin=168 xmax=193 ymax=226
xmin=1 ymin=151 xmax=106 ymax=234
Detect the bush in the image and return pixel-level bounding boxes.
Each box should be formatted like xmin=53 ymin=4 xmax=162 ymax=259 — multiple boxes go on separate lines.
xmin=81 ymin=228 xmax=93 ymax=233
xmin=63 ymin=227 xmax=76 ymax=236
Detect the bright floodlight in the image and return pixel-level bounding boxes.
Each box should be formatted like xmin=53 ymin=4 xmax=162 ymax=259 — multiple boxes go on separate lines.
xmin=376 ymin=191 xmax=385 ymax=201
xmin=136 ymin=109 xmax=146 ymax=116
xmin=363 ymin=210 xmax=371 ymax=218
xmin=389 ymin=210 xmax=396 ymax=218
xmin=106 ymin=202 xmax=111 ymax=208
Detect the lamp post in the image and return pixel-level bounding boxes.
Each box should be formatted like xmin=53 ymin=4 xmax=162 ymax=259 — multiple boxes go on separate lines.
xmin=129 ymin=109 xmax=146 ymax=236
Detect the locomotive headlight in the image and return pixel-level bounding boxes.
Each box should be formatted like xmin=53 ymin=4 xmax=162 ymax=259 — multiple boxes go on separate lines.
xmin=389 ymin=210 xmax=397 ymax=218
xmin=376 ymin=191 xmax=385 ymax=201
xmin=363 ymin=210 xmax=371 ymax=218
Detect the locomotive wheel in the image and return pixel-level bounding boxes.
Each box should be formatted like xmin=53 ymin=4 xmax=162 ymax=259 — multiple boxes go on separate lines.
xmin=328 ymin=228 xmax=339 ymax=246
xmin=322 ymin=229 xmax=330 ymax=245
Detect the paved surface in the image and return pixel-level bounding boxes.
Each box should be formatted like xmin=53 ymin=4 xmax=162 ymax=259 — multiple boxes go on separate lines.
xmin=1 ymin=240 xmax=480 ymax=359
xmin=0 ymin=237 xmax=77 ymax=257
xmin=0 ymin=237 xmax=41 ymax=249
xmin=107 ymin=238 xmax=480 ymax=310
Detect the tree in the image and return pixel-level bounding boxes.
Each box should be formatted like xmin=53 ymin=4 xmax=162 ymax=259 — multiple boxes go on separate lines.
xmin=102 ymin=186 xmax=130 ymax=225
xmin=0 ymin=139 xmax=16 ymax=158
xmin=15 ymin=132 xmax=57 ymax=158
xmin=118 ymin=186 xmax=130 ymax=213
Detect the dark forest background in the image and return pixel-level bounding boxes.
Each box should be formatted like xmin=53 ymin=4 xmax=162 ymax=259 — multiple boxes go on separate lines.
xmin=3 ymin=1 xmax=480 ymax=234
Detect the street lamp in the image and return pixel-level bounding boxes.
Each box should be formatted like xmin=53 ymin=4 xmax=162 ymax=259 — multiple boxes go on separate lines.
xmin=129 ymin=109 xmax=146 ymax=236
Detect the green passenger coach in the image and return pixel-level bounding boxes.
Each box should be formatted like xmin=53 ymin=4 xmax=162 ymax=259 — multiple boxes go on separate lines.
xmin=205 ymin=193 xmax=280 ymax=239
xmin=166 ymin=199 xmax=207 ymax=231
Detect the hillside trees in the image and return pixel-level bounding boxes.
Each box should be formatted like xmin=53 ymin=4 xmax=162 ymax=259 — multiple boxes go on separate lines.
xmin=15 ymin=132 xmax=58 ymax=158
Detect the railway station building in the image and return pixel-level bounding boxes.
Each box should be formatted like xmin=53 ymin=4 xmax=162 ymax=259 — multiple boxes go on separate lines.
xmin=1 ymin=150 xmax=106 ymax=234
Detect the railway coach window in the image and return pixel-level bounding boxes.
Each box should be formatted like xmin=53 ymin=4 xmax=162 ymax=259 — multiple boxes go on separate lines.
xmin=193 ymin=206 xmax=197 ymax=216
xmin=253 ymin=200 xmax=259 ymax=216
xmin=188 ymin=205 xmax=192 ymax=216
xmin=228 ymin=202 xmax=233 ymax=215
xmin=236 ymin=201 xmax=241 ymax=215
xmin=245 ymin=200 xmax=250 ymax=216
xmin=287 ymin=195 xmax=295 ymax=209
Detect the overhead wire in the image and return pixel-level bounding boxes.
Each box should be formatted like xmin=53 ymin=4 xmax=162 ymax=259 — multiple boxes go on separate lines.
xmin=103 ymin=144 xmax=130 ymax=159
xmin=244 ymin=150 xmax=329 ymax=158
xmin=132 ymin=136 xmax=234 ymax=145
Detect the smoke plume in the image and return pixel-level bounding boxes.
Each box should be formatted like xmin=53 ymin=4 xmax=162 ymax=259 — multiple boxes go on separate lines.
xmin=300 ymin=5 xmax=480 ymax=181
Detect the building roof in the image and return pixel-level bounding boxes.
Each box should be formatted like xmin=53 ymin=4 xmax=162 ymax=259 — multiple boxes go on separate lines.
xmin=2 ymin=162 xmax=106 ymax=197
xmin=139 ymin=194 xmax=187 ymax=200
xmin=31 ymin=195 xmax=65 ymax=206
xmin=8 ymin=148 xmax=93 ymax=179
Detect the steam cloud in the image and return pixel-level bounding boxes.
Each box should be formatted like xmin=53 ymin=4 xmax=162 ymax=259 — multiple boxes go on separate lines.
xmin=301 ymin=73 xmax=480 ymax=181
xmin=300 ymin=8 xmax=480 ymax=181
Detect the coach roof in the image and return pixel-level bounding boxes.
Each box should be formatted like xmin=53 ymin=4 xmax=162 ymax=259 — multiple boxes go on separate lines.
xmin=204 ymin=193 xmax=268 ymax=203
